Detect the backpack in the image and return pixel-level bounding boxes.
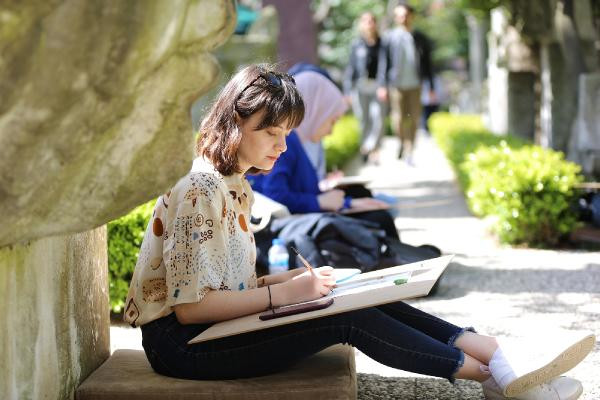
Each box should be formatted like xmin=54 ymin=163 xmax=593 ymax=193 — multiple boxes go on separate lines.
xmin=254 ymin=213 xmax=440 ymax=275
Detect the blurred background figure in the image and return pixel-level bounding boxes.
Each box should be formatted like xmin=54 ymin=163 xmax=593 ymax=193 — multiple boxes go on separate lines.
xmin=344 ymin=12 xmax=386 ymax=164
xmin=377 ymin=3 xmax=435 ymax=165
xmin=421 ymin=73 xmax=445 ymax=133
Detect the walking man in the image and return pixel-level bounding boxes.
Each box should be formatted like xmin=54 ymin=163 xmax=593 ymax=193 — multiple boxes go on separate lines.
xmin=377 ymin=3 xmax=435 ymax=164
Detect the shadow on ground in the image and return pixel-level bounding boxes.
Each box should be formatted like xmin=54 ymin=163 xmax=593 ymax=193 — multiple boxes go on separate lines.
xmin=432 ymin=261 xmax=600 ymax=299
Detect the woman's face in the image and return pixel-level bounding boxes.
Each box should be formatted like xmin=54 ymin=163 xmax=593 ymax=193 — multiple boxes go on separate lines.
xmin=311 ymin=114 xmax=340 ymax=143
xmin=359 ymin=13 xmax=377 ymax=38
xmin=237 ymin=111 xmax=290 ymax=172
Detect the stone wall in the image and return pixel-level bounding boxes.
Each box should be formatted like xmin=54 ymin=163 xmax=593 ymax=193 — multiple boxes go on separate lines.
xmin=0 ymin=0 xmax=235 ymax=247
xmin=0 ymin=1 xmax=236 ymax=399
xmin=0 ymin=227 xmax=109 ymax=399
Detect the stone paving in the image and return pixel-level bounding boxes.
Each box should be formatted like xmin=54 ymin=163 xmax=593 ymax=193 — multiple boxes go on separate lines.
xmin=350 ymin=132 xmax=600 ymax=399
xmin=111 ymin=131 xmax=600 ymax=399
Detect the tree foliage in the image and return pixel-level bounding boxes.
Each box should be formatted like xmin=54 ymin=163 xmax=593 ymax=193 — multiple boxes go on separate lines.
xmin=312 ymin=0 xmax=471 ymax=74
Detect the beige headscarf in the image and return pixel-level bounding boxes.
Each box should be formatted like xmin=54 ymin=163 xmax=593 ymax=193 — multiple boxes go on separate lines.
xmin=294 ymin=71 xmax=348 ymax=179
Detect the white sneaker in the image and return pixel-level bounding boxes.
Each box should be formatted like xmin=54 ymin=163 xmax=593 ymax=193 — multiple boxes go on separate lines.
xmin=503 ymin=333 xmax=595 ymax=397
xmin=483 ymin=376 xmax=583 ymax=400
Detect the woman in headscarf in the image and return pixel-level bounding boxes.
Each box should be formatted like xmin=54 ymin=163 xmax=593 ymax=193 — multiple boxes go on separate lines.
xmin=249 ymin=70 xmax=398 ymax=238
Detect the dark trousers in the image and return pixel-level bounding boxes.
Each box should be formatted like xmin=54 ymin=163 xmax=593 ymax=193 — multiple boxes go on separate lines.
xmin=141 ymin=301 xmax=470 ymax=382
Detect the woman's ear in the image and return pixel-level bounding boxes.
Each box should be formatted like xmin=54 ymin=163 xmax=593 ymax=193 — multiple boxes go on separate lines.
xmin=234 ymin=111 xmax=242 ymax=126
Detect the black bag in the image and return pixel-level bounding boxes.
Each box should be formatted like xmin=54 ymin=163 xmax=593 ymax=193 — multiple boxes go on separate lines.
xmin=255 ymin=213 xmax=440 ymax=274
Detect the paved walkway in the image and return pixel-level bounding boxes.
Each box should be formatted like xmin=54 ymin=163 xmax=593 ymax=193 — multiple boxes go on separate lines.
xmin=350 ymin=132 xmax=600 ymax=398
xmin=111 ymin=132 xmax=600 ymax=399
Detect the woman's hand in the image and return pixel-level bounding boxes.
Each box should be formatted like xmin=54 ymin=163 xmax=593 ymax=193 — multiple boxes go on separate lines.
xmin=349 ymin=197 xmax=389 ymax=211
xmin=260 ymin=266 xmax=333 ymax=286
xmin=317 ymin=189 xmax=345 ymax=211
xmin=275 ymin=267 xmax=336 ymax=306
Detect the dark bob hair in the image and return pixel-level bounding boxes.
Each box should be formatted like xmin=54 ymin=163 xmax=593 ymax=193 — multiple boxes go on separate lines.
xmin=197 ymin=64 xmax=305 ymax=176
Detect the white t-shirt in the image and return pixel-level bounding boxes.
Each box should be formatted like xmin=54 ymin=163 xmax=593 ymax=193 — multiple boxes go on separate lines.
xmin=124 ymin=158 xmax=257 ymax=327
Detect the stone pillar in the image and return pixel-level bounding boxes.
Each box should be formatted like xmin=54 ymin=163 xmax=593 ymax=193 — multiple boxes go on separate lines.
xmin=467 ymin=13 xmax=487 ymax=113
xmin=539 ymin=0 xmax=598 ymax=153
xmin=487 ymin=8 xmax=509 ymax=134
xmin=0 ymin=2 xmax=235 ymax=399
xmin=568 ymin=72 xmax=600 ymax=176
xmin=0 ymin=227 xmax=109 ymax=400
xmin=487 ymin=7 xmax=538 ymax=140
xmin=507 ymin=71 xmax=536 ymax=141
xmin=539 ymin=41 xmax=576 ymax=151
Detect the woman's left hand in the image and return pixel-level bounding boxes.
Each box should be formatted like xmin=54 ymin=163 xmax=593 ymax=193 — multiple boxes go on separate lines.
xmin=349 ymin=197 xmax=389 ymax=211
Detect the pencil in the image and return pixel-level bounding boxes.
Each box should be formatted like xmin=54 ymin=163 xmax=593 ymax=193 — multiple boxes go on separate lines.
xmin=290 ymin=246 xmax=315 ymax=275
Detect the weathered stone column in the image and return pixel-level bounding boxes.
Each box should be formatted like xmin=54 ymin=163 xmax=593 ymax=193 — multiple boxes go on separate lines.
xmin=568 ymin=72 xmax=600 ymax=176
xmin=467 ymin=13 xmax=487 ymax=113
xmin=539 ymin=0 xmax=598 ymax=153
xmin=487 ymin=7 xmax=538 ymax=140
xmin=0 ymin=227 xmax=109 ymax=399
xmin=0 ymin=1 xmax=235 ymax=399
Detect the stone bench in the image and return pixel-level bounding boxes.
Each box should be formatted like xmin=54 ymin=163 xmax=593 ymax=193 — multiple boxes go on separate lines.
xmin=76 ymin=345 xmax=356 ymax=400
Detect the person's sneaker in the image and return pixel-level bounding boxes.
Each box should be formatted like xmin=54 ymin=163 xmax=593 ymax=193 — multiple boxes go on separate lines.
xmin=502 ymin=333 xmax=595 ymax=397
xmin=482 ymin=376 xmax=583 ymax=400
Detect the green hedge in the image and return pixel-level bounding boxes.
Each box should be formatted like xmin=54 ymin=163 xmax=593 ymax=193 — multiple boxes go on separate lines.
xmin=107 ymin=200 xmax=154 ymax=313
xmin=324 ymin=114 xmax=360 ymax=171
xmin=429 ymin=112 xmax=583 ymax=247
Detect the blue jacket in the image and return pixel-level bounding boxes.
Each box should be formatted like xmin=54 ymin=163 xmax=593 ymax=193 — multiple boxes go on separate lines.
xmin=249 ymin=131 xmax=351 ymax=213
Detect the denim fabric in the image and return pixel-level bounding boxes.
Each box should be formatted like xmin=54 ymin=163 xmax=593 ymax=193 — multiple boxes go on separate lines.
xmin=141 ymin=301 xmax=467 ymax=382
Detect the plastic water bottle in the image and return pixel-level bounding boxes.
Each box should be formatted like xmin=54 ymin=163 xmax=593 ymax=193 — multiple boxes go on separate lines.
xmin=268 ymin=238 xmax=289 ymax=275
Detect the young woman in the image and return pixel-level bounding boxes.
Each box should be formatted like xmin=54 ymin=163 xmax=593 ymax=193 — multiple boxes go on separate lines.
xmin=344 ymin=12 xmax=386 ymax=163
xmin=124 ymin=65 xmax=593 ymax=400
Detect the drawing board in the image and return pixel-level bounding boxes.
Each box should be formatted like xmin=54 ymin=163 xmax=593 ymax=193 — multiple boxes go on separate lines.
xmin=188 ymin=255 xmax=453 ymax=344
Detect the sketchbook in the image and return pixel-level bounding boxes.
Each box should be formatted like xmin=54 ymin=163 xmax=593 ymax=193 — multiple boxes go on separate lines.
xmin=339 ymin=203 xmax=392 ymax=215
xmin=330 ymin=175 xmax=372 ymax=188
xmin=188 ymin=255 xmax=453 ymax=344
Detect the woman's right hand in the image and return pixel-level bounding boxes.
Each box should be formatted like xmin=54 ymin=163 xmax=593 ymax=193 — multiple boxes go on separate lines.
xmin=276 ymin=269 xmax=336 ymax=306
xmin=317 ymin=189 xmax=345 ymax=211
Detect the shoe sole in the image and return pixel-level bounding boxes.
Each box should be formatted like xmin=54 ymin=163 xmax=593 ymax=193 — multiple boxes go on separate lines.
xmin=503 ymin=334 xmax=595 ymax=397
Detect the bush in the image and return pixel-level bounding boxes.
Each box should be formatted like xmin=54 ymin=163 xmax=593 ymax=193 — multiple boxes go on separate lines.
xmin=107 ymin=200 xmax=154 ymax=313
xmin=465 ymin=144 xmax=582 ymax=246
xmin=429 ymin=113 xmax=525 ymax=188
xmin=324 ymin=114 xmax=360 ymax=171
xmin=429 ymin=112 xmax=583 ymax=247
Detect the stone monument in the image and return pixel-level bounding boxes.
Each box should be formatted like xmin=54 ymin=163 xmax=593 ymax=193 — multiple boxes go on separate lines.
xmin=0 ymin=1 xmax=236 ymax=398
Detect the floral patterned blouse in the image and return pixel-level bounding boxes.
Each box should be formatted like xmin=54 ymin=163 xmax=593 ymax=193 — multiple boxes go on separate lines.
xmin=124 ymin=157 xmax=257 ymax=327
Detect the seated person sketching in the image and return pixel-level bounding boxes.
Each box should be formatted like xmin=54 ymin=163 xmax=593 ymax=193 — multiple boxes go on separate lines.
xmin=123 ymin=64 xmax=594 ymax=399
xmin=249 ymin=70 xmax=398 ymax=239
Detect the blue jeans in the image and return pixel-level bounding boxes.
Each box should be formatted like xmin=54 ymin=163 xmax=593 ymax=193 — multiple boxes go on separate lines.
xmin=141 ymin=301 xmax=471 ymax=382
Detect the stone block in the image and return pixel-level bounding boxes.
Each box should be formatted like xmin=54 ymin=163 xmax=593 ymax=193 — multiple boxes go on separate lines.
xmin=76 ymin=346 xmax=357 ymax=400
xmin=0 ymin=227 xmax=109 ymax=400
